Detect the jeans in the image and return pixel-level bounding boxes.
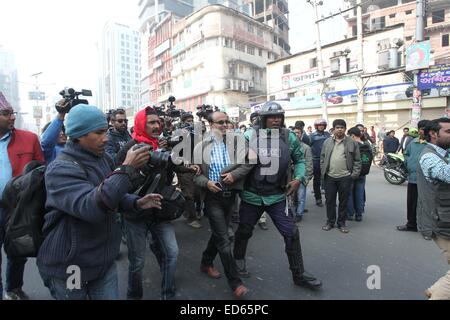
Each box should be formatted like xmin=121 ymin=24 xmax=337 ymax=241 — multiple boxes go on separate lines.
xmin=40 ymin=262 xmax=119 ymax=300
xmin=296 ymin=184 xmax=307 ymax=217
xmin=324 ymin=175 xmax=353 ymax=227
xmin=124 ymin=219 xmax=178 ymax=300
xmin=347 ymin=176 xmax=366 ymax=217
xmin=0 ymin=206 xmax=27 ymax=298
xmin=202 ymin=193 xmax=242 ymax=290
xmin=313 ymin=161 xmax=322 ymax=201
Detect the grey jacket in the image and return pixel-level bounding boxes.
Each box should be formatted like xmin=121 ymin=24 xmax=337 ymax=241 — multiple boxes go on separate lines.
xmin=300 ymin=141 xmax=313 ymax=185
xmin=193 ymin=132 xmax=254 ymax=200
xmin=320 ymin=136 xmax=361 ymax=179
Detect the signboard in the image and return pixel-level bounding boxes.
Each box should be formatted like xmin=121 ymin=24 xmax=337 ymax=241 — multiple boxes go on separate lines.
xmin=282 ymin=71 xmax=319 ymax=90
xmin=406 ymin=41 xmax=431 ymax=72
xmin=226 ymin=107 xmax=239 ymax=118
xmin=33 ymin=105 xmax=42 ymax=119
xmin=28 ymin=91 xmax=45 ymax=101
xmin=418 ymin=64 xmax=450 ymax=90
xmin=289 ymin=95 xmax=322 ymax=109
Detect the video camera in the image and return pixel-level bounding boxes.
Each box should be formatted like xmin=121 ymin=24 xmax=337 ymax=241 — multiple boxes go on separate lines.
xmin=57 ymin=88 xmax=92 ymax=113
xmin=196 ymin=104 xmax=220 ymax=120
xmin=133 ymin=142 xmax=173 ymax=169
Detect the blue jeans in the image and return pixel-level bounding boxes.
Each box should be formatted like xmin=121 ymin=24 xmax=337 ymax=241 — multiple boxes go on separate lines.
xmin=347 ymin=176 xmax=366 ymax=217
xmin=296 ymin=184 xmax=307 ymax=217
xmin=40 ymin=262 xmax=119 ymax=300
xmin=124 ymin=219 xmax=178 ymax=300
xmin=0 ymin=207 xmax=27 ymax=298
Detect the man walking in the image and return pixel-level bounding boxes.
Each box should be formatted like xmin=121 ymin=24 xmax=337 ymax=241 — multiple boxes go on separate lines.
xmin=233 ymin=102 xmax=322 ymax=290
xmin=310 ymin=119 xmax=330 ymax=207
xmin=416 ymin=118 xmax=450 ymax=300
xmin=194 ymin=111 xmax=252 ymax=299
xmin=105 ymin=108 xmax=132 ymax=162
xmin=321 ymin=119 xmax=361 ymax=233
xmin=0 ymin=92 xmax=44 ymax=300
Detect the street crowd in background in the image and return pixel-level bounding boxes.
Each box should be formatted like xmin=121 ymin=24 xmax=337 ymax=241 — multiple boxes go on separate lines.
xmin=0 ymin=90 xmax=449 ymax=300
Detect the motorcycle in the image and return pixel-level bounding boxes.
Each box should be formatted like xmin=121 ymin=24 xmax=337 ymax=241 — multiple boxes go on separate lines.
xmin=383 ymin=153 xmax=407 ymax=185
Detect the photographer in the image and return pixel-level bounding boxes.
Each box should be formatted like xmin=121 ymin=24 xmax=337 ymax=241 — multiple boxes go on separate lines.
xmin=116 ymin=106 xmax=200 ymax=300
xmin=105 ymin=109 xmax=132 ymax=163
xmin=37 ymin=104 xmax=162 ymax=300
xmin=177 ymin=112 xmax=203 ymax=229
xmin=40 ymin=99 xmax=69 ymax=163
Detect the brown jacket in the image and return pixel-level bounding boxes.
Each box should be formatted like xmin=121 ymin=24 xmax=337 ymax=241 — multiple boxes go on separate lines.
xmin=193 ymin=132 xmax=254 ymax=200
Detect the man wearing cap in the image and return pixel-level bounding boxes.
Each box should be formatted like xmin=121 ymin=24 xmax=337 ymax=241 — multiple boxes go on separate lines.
xmin=0 ymin=92 xmax=44 ymax=300
xmin=36 ymin=104 xmax=162 ymax=300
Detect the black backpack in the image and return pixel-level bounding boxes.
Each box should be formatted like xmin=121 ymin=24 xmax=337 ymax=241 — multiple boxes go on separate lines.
xmin=359 ymin=143 xmax=373 ymax=176
xmin=2 ymin=153 xmax=86 ymax=258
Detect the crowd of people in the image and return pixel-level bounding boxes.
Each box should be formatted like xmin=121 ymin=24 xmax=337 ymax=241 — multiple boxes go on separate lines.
xmin=0 ymin=91 xmax=449 ymax=300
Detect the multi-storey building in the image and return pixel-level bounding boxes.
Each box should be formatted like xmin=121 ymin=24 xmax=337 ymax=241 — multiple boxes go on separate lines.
xmin=98 ymin=22 xmax=141 ymax=117
xmin=170 ymin=4 xmax=288 ymax=118
xmin=0 ymin=46 xmax=21 ymax=127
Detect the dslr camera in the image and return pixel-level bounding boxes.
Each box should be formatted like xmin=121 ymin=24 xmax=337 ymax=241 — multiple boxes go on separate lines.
xmin=196 ymin=104 xmax=219 ymax=120
xmin=57 ymin=88 xmax=92 ymax=113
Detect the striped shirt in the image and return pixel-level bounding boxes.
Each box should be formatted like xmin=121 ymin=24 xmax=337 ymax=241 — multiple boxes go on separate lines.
xmin=419 ymin=143 xmax=450 ymax=184
xmin=208 ymin=135 xmax=231 ymax=183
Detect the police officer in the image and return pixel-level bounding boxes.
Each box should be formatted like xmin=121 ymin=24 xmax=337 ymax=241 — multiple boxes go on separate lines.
xmin=233 ymin=102 xmax=322 ymax=290
xmin=310 ymin=119 xmax=331 ymax=207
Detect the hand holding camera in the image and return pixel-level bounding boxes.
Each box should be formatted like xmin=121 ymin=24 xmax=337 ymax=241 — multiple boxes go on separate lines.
xmin=123 ymin=145 xmax=151 ymax=169
xmin=136 ymin=193 xmax=163 ymax=210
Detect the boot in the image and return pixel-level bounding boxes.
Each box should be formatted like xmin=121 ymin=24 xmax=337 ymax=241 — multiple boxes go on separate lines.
xmin=286 ymin=231 xmax=322 ymax=290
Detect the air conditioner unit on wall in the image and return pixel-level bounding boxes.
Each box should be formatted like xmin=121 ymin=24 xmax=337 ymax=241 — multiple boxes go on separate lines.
xmin=330 ymin=58 xmax=340 ymax=74
xmin=332 ymin=51 xmax=344 ymax=58
xmin=378 ymin=51 xmax=390 ymax=70
xmin=248 ymin=81 xmax=254 ymax=88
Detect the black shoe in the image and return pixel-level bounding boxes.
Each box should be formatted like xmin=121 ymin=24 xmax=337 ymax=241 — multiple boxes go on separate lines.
xmin=303 ymin=209 xmax=309 ymax=213
xmin=294 ymin=272 xmax=322 ymax=290
xmin=355 ymin=215 xmax=362 ymax=222
xmin=258 ymin=222 xmax=268 ymax=230
xmin=295 ymin=216 xmax=303 ymax=223
xmin=396 ymin=225 xmax=417 ymax=232
xmin=235 ymin=259 xmax=250 ymax=278
xmin=347 ymin=215 xmax=354 ymax=221
xmin=316 ymin=199 xmax=323 ymax=207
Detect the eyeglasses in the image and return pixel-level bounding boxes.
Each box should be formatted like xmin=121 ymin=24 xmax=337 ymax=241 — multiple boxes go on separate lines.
xmin=213 ymin=120 xmax=231 ymax=125
xmin=115 ymin=119 xmax=128 ymax=124
xmin=0 ymin=111 xmax=17 ymax=118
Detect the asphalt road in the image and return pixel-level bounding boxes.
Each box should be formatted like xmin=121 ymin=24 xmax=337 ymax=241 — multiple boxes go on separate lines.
xmin=2 ymin=168 xmax=447 ymax=300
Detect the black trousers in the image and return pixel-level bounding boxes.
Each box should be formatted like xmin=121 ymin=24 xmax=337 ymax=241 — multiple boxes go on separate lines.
xmin=325 ymin=175 xmax=353 ymax=227
xmin=201 ymin=192 xmax=242 ymax=290
xmin=313 ymin=161 xmax=322 ymax=201
xmin=406 ymin=183 xmax=418 ymax=229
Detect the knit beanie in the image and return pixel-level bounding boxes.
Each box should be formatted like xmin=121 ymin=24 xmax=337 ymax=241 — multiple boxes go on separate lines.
xmin=65 ymin=104 xmax=108 ymax=139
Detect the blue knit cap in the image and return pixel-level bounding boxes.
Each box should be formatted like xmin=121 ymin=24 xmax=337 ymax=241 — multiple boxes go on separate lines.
xmin=65 ymin=104 xmax=108 ymax=139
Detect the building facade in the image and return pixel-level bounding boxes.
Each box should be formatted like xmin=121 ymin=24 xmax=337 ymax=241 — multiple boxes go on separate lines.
xmin=0 ymin=46 xmax=21 ymax=128
xmin=266 ymin=24 xmax=448 ymax=130
xmin=171 ymin=4 xmax=288 ymax=118
xmin=98 ymin=22 xmax=141 ymax=116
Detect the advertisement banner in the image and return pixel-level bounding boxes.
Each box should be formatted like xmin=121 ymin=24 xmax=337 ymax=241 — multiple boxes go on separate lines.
xmin=406 ymin=41 xmax=431 ymax=72
xmin=289 ymin=95 xmax=322 ymax=109
xmin=418 ymin=64 xmax=450 ymax=90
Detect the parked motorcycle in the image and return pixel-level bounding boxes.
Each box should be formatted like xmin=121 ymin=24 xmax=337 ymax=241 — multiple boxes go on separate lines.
xmin=383 ymin=153 xmax=407 ymax=185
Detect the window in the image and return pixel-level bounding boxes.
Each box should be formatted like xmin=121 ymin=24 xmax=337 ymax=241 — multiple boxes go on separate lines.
xmin=273 ymin=35 xmax=278 ymax=44
xmin=283 ymin=64 xmax=291 ymax=74
xmin=235 ymin=41 xmax=246 ymax=52
xmin=269 ymin=95 xmax=276 ymax=101
xmin=259 ymin=48 xmax=263 ymax=56
xmin=389 ymin=13 xmax=396 ymax=19
xmin=424 ymin=36 xmax=430 ymax=41
xmin=432 ymin=10 xmax=445 ymax=24
xmin=443 ymin=34 xmax=449 ymax=47
xmin=288 ymin=92 xmax=295 ymax=98
xmin=406 ymin=36 xmax=413 ymax=41
xmin=223 ymin=37 xmax=233 ymax=48
xmin=405 ymin=10 xmax=412 ymax=15
xmin=247 ymin=23 xmax=254 ymax=33
xmin=352 ymin=25 xmax=357 ymax=37
xmin=310 ymin=57 xmax=317 ymax=68
xmin=371 ymin=16 xmax=385 ymax=29
xmin=239 ymin=65 xmax=244 ymax=74
xmin=247 ymin=45 xmax=255 ymax=55
xmin=257 ymin=29 xmax=263 ymax=37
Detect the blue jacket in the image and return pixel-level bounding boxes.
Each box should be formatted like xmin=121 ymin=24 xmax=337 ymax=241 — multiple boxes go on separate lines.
xmin=404 ymin=138 xmax=427 ymax=184
xmin=37 ymin=141 xmax=141 ymax=282
xmin=41 ymin=117 xmax=65 ymax=163
xmin=383 ymin=136 xmax=400 ymax=154
xmin=310 ymin=131 xmax=331 ymax=161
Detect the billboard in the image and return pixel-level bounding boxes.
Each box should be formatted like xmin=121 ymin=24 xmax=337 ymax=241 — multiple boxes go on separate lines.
xmin=405 ymin=41 xmax=431 ymax=72
xmin=418 ymin=64 xmax=450 ymax=90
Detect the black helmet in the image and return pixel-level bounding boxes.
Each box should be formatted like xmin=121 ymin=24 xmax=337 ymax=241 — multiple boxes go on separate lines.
xmin=259 ymin=101 xmax=285 ymax=128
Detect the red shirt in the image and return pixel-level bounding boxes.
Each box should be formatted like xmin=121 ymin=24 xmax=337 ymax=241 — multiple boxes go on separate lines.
xmin=7 ymin=129 xmax=45 ymax=177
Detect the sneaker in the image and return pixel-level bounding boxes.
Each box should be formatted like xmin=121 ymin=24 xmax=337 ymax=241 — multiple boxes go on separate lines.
xmin=4 ymin=289 xmax=30 ymax=300
xmin=188 ymin=220 xmax=202 ymax=229
xmin=235 ymin=259 xmax=250 ymax=278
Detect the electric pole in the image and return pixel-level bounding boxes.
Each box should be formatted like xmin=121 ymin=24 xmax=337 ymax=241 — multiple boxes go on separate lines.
xmin=308 ymin=0 xmax=328 ymax=123
xmin=411 ymin=0 xmax=425 ymax=128
xmin=356 ymin=0 xmax=365 ymax=124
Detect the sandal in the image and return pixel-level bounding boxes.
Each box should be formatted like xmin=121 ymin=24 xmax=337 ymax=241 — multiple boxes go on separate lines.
xmin=322 ymin=224 xmax=333 ymax=231
xmin=338 ymin=226 xmax=349 ymax=233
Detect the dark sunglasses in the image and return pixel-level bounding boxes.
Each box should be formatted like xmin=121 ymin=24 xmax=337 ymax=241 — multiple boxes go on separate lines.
xmin=0 ymin=111 xmax=17 ymax=117
xmin=213 ymin=120 xmax=230 ymax=125
xmin=115 ymin=119 xmax=128 ymax=124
